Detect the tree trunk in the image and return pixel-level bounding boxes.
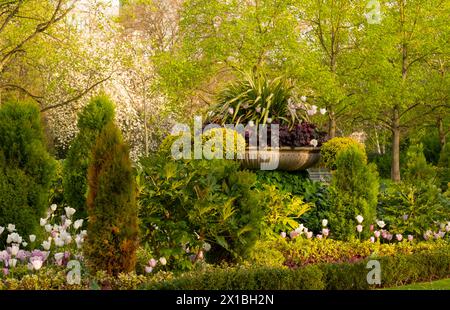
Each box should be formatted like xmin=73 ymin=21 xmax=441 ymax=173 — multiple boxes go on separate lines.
xmin=375 ymin=128 xmax=381 ymax=155
xmin=391 ymin=108 xmax=401 ymax=182
xmin=437 ymin=117 xmax=446 ymax=148
xmin=143 ymin=84 xmax=149 ymax=156
xmin=328 ymin=108 xmax=337 ymax=139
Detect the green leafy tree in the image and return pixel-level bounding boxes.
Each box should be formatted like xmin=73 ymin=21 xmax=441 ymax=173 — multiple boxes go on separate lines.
xmin=84 ymin=121 xmax=139 ymax=276
xmin=0 ymin=100 xmax=55 ymax=239
xmin=63 ymin=95 xmax=115 ymax=218
xmin=360 ymin=0 xmax=449 ymax=182
xmin=153 ymin=0 xmax=302 ymax=116
xmin=291 ymin=0 xmax=367 ymax=138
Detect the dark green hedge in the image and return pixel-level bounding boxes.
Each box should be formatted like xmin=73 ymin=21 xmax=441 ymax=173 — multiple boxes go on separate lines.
xmin=143 ymin=246 xmax=450 ymax=290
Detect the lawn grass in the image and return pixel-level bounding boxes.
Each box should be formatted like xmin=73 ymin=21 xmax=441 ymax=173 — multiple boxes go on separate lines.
xmin=386 ymin=278 xmax=450 ymax=290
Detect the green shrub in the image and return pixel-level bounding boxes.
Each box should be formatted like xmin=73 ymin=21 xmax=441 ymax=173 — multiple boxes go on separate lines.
xmin=377 ymin=145 xmax=450 ymax=237
xmin=145 ymin=265 xmax=325 ymax=290
xmin=0 ymin=101 xmax=55 ymax=240
xmin=403 ymin=144 xmax=436 ymax=184
xmin=267 ymin=237 xmax=448 ymax=268
xmin=297 ymin=181 xmax=334 ymax=234
xmin=259 ymin=185 xmax=310 ymax=236
xmin=377 ymin=181 xmax=450 ymax=237
xmin=438 ymin=143 xmax=450 ymax=191
xmin=329 ymin=145 xmax=379 ymax=240
xmin=142 ymin=246 xmax=450 ymax=290
xmin=84 ymin=122 xmax=139 ymax=276
xmin=420 ymin=129 xmax=442 ymax=165
xmin=320 ymin=137 xmax=366 ymax=170
xmin=255 ymin=171 xmax=333 ymax=234
xmin=138 ymin=149 xmax=265 ymax=270
xmin=247 ymin=240 xmax=286 ymax=267
xmin=63 ymin=95 xmax=115 ymax=218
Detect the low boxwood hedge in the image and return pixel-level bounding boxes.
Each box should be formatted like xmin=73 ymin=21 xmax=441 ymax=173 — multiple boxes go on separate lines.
xmin=143 ymin=246 xmax=450 ymax=290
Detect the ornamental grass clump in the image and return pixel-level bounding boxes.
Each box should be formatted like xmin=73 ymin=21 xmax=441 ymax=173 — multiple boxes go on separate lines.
xmin=84 ymin=122 xmax=139 ymax=276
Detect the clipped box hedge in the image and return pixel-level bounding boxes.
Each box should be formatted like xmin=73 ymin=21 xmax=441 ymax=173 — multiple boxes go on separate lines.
xmin=144 ymin=246 xmax=450 ymax=290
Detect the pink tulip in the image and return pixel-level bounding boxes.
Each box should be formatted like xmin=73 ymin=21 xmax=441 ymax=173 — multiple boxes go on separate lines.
xmin=149 ymin=259 xmax=157 ymax=268
xmin=407 ymin=235 xmax=414 ymax=242
xmin=396 ymin=234 xmax=403 ymax=242
xmin=374 ymin=231 xmax=381 ymax=238
xmin=370 ymin=237 xmax=375 ymax=243
xmin=289 ymin=231 xmax=299 ymax=239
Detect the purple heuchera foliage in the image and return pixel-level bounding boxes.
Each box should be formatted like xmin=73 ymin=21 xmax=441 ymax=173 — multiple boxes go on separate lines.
xmin=244 ymin=122 xmax=327 ymax=147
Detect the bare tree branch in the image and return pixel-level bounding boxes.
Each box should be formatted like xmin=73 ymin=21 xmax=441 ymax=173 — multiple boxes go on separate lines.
xmin=40 ymin=75 xmax=112 ymax=112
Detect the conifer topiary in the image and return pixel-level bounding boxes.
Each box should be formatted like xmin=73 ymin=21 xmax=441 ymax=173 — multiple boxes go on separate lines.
xmin=63 ymin=95 xmax=115 ymax=218
xmin=84 ymin=121 xmax=138 ymax=275
xmin=0 ymin=101 xmax=55 ymax=240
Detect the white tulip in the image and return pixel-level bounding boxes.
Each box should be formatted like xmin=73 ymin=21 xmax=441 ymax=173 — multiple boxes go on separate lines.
xmin=64 ymin=219 xmax=72 ymax=228
xmin=356 ymin=215 xmax=364 ymax=224
xmin=159 ymin=257 xmax=167 ymax=266
xmin=145 ymin=266 xmax=153 ymax=274
xmin=74 ymin=219 xmax=84 ymax=230
xmin=40 ymin=218 xmax=47 ymax=226
xmin=310 ymin=139 xmax=318 ymax=147
xmin=7 ymin=233 xmax=22 ymax=244
xmin=356 ymin=225 xmax=363 ymax=233
xmin=22 ymin=242 xmax=28 ymax=247
xmin=0 ymin=226 xmax=4 ymax=235
xmin=54 ymin=237 xmax=64 ymax=247
xmin=54 ymin=252 xmax=64 ymax=261
xmin=31 ymin=258 xmax=43 ymax=270
xmin=301 ymin=96 xmax=307 ymax=102
xmin=75 ymin=235 xmax=83 ymax=249
xmin=7 ymin=224 xmax=15 ymax=233
xmin=60 ymin=230 xmax=69 ymax=241
xmin=377 ymin=220 xmax=386 ymax=228
xmin=11 ymin=245 xmax=19 ymax=256
xmin=42 ymin=240 xmax=51 ymax=251
xmin=64 ymin=207 xmax=76 ymax=218
xmin=8 ymin=258 xmax=17 ymax=268
xmin=322 ymin=219 xmax=328 ymax=227
xmin=45 ymin=224 xmax=52 ymax=233
xmin=50 ymin=204 xmax=57 ymax=212
xmin=202 ymin=243 xmax=211 ymax=252
xmin=320 ymin=108 xmax=327 ymax=115
xmin=29 ymin=235 xmax=36 ymax=242
xmin=295 ymin=224 xmax=304 ymax=234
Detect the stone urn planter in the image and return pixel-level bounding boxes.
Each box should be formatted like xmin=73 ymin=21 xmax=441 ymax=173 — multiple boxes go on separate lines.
xmin=240 ymin=146 xmax=321 ymax=171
